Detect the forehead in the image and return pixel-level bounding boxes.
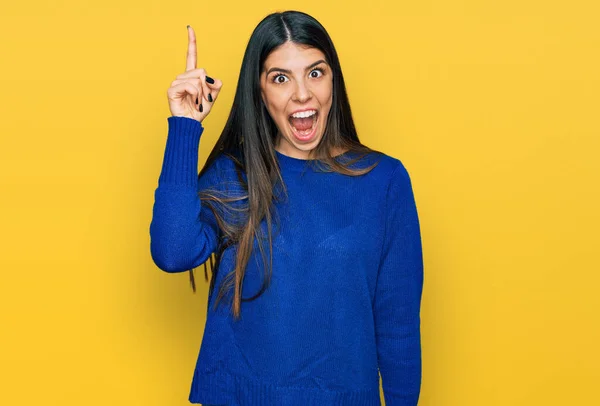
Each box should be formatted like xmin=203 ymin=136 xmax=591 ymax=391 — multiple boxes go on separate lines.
xmin=263 ymin=42 xmax=327 ymax=70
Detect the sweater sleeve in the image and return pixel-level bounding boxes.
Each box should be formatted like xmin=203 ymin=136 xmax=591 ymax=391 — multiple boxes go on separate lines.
xmin=374 ymin=161 xmax=424 ymax=406
xmin=149 ymin=116 xmax=220 ymax=273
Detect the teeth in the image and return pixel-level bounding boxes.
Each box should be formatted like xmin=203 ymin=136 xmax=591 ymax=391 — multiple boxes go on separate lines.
xmin=290 ymin=113 xmax=317 ymax=135
xmin=290 ymin=110 xmax=317 ymax=118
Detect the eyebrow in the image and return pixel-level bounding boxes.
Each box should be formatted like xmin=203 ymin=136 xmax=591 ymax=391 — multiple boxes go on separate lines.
xmin=265 ymin=59 xmax=327 ymax=76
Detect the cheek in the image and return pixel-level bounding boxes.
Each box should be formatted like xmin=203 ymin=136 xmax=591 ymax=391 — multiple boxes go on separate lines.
xmin=315 ymin=84 xmax=333 ymax=107
xmin=266 ymin=95 xmax=290 ymax=117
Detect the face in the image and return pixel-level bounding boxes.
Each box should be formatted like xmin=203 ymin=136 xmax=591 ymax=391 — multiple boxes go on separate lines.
xmin=260 ymin=42 xmax=333 ymax=159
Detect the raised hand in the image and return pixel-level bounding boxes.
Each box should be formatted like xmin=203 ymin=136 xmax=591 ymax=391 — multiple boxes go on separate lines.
xmin=167 ymin=25 xmax=223 ymax=123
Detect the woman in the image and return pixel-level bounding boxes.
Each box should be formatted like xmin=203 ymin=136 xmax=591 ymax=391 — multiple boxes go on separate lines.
xmin=150 ymin=10 xmax=424 ymax=406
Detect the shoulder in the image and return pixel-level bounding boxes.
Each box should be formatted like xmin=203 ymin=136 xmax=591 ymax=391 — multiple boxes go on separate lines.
xmin=359 ymin=150 xmax=412 ymax=187
xmin=198 ymin=150 xmax=245 ymax=192
xmin=355 ymin=151 xmax=417 ymax=214
xmin=375 ymin=154 xmax=418 ymax=211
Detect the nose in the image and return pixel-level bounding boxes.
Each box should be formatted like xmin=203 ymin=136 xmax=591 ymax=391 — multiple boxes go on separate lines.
xmin=292 ymin=79 xmax=312 ymax=103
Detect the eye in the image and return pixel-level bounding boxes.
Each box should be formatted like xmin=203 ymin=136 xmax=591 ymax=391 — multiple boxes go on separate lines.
xmin=310 ymin=67 xmax=325 ymax=78
xmin=271 ymin=67 xmax=326 ymax=84
xmin=272 ymin=73 xmax=289 ymax=84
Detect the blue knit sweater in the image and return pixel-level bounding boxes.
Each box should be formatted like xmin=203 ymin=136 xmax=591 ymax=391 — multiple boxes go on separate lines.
xmin=150 ymin=116 xmax=424 ymax=406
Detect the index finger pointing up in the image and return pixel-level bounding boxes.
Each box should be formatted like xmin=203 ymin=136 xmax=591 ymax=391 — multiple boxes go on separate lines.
xmin=186 ymin=25 xmax=197 ymax=72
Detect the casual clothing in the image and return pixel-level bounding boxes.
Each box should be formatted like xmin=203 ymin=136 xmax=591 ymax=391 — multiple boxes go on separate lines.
xmin=150 ymin=116 xmax=424 ymax=405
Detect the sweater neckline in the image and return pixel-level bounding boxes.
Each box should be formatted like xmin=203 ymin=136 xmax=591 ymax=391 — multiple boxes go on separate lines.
xmin=275 ymin=149 xmax=352 ymax=171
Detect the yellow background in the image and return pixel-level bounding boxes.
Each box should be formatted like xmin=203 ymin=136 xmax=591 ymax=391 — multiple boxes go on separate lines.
xmin=1 ymin=1 xmax=598 ymax=405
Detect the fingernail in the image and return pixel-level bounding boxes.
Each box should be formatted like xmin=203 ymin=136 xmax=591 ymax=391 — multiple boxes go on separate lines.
xmin=205 ymin=76 xmax=215 ymax=84
xmin=187 ymin=25 xmax=190 ymax=29
xmin=199 ymin=103 xmax=203 ymax=113
xmin=208 ymin=93 xmax=213 ymax=102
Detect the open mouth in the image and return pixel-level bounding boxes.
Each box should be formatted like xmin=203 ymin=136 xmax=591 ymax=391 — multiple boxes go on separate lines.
xmin=288 ymin=110 xmax=319 ymax=138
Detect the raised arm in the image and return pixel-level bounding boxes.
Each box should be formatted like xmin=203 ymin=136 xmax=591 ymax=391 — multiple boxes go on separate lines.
xmin=149 ymin=117 xmax=221 ymax=273
xmin=149 ymin=25 xmax=224 ymax=273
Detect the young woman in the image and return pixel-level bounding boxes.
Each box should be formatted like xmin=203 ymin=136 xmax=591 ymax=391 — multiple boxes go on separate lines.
xmin=150 ymin=10 xmax=424 ymax=406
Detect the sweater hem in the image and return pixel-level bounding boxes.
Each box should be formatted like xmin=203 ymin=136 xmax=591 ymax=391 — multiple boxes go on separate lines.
xmin=189 ymin=368 xmax=381 ymax=406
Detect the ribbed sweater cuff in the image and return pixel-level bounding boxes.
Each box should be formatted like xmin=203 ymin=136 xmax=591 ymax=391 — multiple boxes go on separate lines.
xmin=158 ymin=116 xmax=204 ymax=188
xmin=383 ymin=392 xmax=420 ymax=406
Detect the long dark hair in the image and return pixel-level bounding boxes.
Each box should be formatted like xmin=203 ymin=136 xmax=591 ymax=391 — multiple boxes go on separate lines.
xmin=190 ymin=10 xmax=382 ymax=320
